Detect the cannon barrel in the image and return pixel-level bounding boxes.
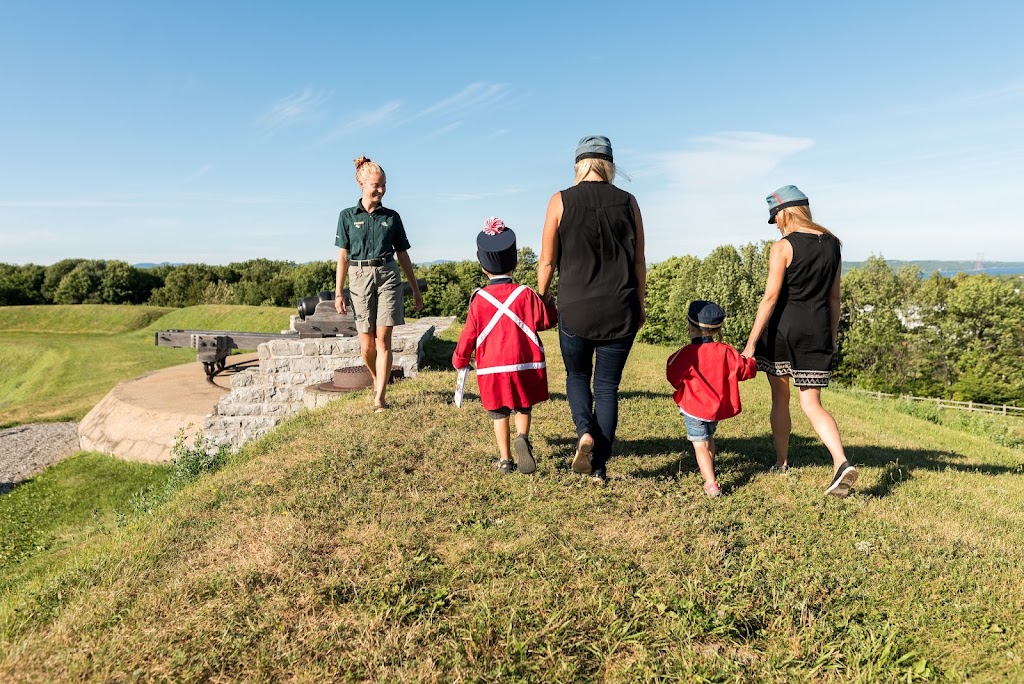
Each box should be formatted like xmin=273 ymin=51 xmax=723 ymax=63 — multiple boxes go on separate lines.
xmin=297 ymin=278 xmax=427 ymax=320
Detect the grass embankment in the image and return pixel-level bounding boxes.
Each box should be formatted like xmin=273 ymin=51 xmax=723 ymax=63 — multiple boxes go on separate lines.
xmin=2 ymin=327 xmax=1022 ymax=681
xmin=0 ymin=453 xmax=173 ymax=591
xmin=0 ymin=304 xmax=294 ymax=426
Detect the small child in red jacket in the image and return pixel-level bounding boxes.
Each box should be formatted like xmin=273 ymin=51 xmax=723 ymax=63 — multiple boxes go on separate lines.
xmin=453 ymin=217 xmax=557 ymax=475
xmin=666 ymin=300 xmax=757 ymax=497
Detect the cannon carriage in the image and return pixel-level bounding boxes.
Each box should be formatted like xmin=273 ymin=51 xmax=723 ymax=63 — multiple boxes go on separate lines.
xmin=155 ymin=279 xmax=426 ymax=380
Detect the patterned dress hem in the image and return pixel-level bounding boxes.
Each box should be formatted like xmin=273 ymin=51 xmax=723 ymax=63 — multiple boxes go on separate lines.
xmin=755 ymin=357 xmax=831 ymax=388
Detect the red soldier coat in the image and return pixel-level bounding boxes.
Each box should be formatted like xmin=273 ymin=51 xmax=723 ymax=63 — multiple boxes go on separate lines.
xmin=666 ymin=340 xmax=758 ymax=421
xmin=452 ymin=279 xmax=557 ymax=412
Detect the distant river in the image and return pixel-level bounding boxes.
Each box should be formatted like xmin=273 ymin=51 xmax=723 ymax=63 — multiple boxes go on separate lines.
xmin=933 ymin=266 xmax=1024 ymax=277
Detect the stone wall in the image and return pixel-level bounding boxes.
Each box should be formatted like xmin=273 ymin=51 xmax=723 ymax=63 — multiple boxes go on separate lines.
xmin=203 ymin=317 xmax=454 ymax=451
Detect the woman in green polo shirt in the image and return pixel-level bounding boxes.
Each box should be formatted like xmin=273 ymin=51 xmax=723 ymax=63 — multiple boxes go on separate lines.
xmin=335 ymin=156 xmax=422 ymax=412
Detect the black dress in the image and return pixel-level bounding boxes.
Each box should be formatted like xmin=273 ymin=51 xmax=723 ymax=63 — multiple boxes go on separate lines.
xmin=755 ymin=232 xmax=841 ymax=387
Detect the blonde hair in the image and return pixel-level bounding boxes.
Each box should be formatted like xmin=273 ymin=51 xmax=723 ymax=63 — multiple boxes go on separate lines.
xmin=777 ymin=204 xmax=841 ymax=245
xmin=574 ymin=158 xmax=617 ymax=184
xmin=353 ymin=156 xmax=385 ymax=183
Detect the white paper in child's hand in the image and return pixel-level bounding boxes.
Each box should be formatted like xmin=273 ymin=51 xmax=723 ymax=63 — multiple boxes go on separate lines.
xmin=454 ymin=367 xmax=469 ymax=408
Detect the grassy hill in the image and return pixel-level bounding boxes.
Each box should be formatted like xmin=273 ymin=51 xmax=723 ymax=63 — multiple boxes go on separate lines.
xmin=2 ymin=326 xmax=1022 ymax=681
xmin=0 ymin=304 xmax=294 ymax=427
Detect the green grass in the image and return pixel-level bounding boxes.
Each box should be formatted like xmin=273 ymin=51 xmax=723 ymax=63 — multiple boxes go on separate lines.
xmin=0 ymin=304 xmax=174 ymax=334
xmin=1 ymin=326 xmax=1022 ymax=681
xmin=0 ymin=304 xmax=294 ymax=427
xmin=0 ymin=452 xmax=172 ymax=590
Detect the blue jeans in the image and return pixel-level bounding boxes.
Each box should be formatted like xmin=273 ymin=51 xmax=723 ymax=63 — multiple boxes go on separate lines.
xmin=558 ymin=320 xmax=636 ymax=472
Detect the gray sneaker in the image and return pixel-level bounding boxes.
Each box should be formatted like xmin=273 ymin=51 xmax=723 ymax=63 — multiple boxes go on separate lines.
xmin=494 ymin=458 xmax=515 ymax=475
xmin=824 ymin=461 xmax=858 ymax=497
xmin=513 ymin=435 xmax=536 ymax=475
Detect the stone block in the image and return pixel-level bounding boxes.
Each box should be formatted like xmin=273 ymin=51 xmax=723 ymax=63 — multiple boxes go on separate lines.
xmin=268 ymin=340 xmax=303 ymax=357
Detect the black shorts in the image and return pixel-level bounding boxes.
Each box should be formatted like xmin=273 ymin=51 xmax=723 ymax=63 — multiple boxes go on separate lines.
xmin=487 ymin=406 xmax=533 ymax=420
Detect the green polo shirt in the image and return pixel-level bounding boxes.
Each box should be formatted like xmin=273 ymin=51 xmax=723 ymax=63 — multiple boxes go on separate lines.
xmin=335 ymin=200 xmax=411 ymax=261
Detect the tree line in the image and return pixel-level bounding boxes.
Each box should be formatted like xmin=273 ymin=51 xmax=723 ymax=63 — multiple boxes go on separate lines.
xmin=3 ymin=249 xmax=1022 ymax=404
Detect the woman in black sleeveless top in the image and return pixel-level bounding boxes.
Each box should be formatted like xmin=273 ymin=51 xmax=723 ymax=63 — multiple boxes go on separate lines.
xmin=537 ymin=136 xmax=646 ymax=483
xmin=742 ymin=185 xmax=857 ymax=498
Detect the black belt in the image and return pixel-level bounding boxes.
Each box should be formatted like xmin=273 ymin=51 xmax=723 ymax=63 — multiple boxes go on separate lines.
xmin=350 ymin=255 xmax=394 ymax=267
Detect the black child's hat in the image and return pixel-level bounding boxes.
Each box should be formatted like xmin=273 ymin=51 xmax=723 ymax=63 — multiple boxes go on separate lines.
xmin=688 ymin=300 xmax=726 ymax=329
xmin=476 ymin=217 xmax=518 ymax=274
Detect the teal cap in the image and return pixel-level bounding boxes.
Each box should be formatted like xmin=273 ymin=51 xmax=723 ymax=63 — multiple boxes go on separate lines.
xmin=767 ymin=184 xmax=809 ymax=224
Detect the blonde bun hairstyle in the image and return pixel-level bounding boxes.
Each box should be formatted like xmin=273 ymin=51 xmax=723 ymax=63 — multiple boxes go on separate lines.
xmin=353 ymin=156 xmax=385 ymax=183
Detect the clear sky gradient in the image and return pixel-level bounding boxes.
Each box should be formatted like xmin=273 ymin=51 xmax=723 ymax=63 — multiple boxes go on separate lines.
xmin=2 ymin=1 xmax=1022 ymax=266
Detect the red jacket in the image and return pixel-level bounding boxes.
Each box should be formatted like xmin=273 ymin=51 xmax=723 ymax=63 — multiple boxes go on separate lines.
xmin=666 ymin=339 xmax=757 ymax=421
xmin=452 ymin=280 xmax=557 ymax=411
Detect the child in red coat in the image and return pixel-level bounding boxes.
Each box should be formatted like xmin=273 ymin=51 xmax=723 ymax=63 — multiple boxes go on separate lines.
xmin=453 ymin=217 xmax=557 ymax=474
xmin=666 ymin=300 xmax=757 ymax=496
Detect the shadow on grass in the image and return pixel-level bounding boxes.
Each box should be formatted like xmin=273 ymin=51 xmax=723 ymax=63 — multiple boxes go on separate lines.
xmin=545 ymin=390 xmax=673 ymax=403
xmin=420 ymin=337 xmax=458 ymax=372
xmin=621 ymin=434 xmax=1022 ymax=497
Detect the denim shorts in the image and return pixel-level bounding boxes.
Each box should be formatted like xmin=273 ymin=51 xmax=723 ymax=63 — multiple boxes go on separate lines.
xmin=682 ymin=413 xmax=718 ymax=443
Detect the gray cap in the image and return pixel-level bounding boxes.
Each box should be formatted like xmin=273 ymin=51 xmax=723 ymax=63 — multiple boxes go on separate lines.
xmin=575 ymin=135 xmax=613 ymax=163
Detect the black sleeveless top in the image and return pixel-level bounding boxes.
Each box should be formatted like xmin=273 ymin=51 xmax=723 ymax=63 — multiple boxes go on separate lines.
xmin=556 ymin=181 xmax=641 ymax=340
xmin=755 ymin=232 xmax=841 ymax=376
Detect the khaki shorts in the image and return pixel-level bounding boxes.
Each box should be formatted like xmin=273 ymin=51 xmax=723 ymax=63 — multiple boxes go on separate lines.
xmin=348 ymin=260 xmax=404 ymax=333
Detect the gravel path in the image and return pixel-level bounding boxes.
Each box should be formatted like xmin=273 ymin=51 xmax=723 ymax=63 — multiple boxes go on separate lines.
xmin=0 ymin=422 xmax=80 ymax=494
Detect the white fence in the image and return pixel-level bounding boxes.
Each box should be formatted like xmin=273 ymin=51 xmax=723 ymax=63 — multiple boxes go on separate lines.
xmin=844 ymin=388 xmax=1024 ymax=418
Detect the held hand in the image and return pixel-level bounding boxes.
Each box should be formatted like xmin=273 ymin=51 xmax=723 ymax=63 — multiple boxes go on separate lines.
xmin=741 ymin=343 xmax=756 ymax=359
xmin=335 ymin=294 xmax=346 ymax=315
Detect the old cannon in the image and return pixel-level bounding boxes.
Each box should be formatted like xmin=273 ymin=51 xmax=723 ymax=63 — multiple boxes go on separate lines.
xmin=294 ymin=279 xmax=423 ymax=336
xmin=155 ymin=278 xmax=427 ymax=380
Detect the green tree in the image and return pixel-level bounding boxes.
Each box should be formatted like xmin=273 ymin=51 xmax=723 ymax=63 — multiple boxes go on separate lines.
xmin=99 ymin=260 xmax=153 ymax=304
xmin=292 ymin=261 xmax=336 ymax=300
xmin=946 ymin=275 xmax=1024 ymax=404
xmin=835 ymin=256 xmax=918 ymax=390
xmin=639 ymin=255 xmax=700 ymax=345
xmin=42 ymin=258 xmax=86 ymax=302
xmin=0 ymin=264 xmax=46 ymax=305
xmin=417 ymin=260 xmax=486 ymax=320
xmin=230 ymin=259 xmax=297 ymax=306
xmin=512 ymin=247 xmax=539 ymax=291
xmin=52 ymin=260 xmax=105 ymax=304
xmin=148 ymin=264 xmax=218 ymax=307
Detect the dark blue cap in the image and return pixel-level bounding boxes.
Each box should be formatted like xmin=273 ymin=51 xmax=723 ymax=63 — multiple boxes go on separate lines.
xmin=688 ymin=300 xmax=726 ymax=329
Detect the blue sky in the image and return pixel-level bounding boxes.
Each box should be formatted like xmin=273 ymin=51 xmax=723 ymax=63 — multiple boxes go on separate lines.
xmin=2 ymin=1 xmax=1022 ymax=266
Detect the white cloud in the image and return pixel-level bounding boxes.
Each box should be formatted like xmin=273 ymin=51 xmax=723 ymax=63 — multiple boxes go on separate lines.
xmin=320 ymin=101 xmax=402 ymax=143
xmin=425 ymin=120 xmax=463 ymax=138
xmin=0 ymin=229 xmax=59 ymax=247
xmin=411 ymin=82 xmax=509 ymax=121
xmin=639 ymin=132 xmax=815 ymax=261
xmin=255 ymin=86 xmax=332 ymax=132
xmin=651 ymin=132 xmax=814 ymax=190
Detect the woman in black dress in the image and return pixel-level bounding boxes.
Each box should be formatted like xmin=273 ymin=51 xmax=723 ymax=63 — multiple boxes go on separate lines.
xmin=742 ymin=185 xmax=857 ymax=497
